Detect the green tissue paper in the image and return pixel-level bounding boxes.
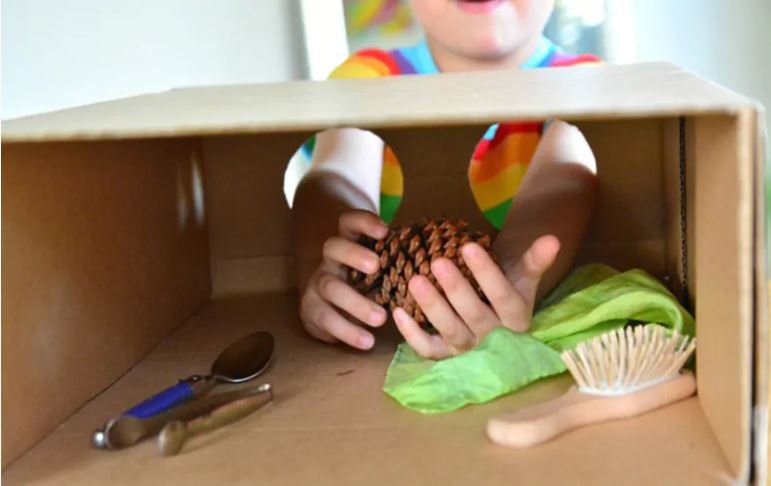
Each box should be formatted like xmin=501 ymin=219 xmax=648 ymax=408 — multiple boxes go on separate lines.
xmin=383 ymin=264 xmax=695 ymax=413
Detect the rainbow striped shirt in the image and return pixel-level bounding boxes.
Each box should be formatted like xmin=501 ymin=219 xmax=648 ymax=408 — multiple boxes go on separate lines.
xmin=300 ymin=37 xmax=600 ymax=228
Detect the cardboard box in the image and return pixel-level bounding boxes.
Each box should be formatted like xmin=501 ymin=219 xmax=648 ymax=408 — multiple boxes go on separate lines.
xmin=2 ymin=62 xmax=767 ymax=484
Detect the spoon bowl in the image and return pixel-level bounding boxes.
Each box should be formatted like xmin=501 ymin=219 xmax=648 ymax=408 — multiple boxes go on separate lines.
xmin=211 ymin=331 xmax=275 ymax=383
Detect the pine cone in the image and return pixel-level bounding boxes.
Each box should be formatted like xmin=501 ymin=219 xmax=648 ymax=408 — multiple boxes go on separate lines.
xmin=349 ymin=217 xmax=496 ymax=325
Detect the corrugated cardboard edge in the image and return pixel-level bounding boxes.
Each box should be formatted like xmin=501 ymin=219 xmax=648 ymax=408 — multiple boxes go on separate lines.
xmin=0 ymin=62 xmax=752 ymax=144
xmin=739 ymin=108 xmax=757 ymax=483
xmin=752 ymin=103 xmax=769 ymax=485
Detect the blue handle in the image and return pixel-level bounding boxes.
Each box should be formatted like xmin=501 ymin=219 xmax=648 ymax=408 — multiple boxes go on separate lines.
xmin=123 ymin=381 xmax=195 ymax=418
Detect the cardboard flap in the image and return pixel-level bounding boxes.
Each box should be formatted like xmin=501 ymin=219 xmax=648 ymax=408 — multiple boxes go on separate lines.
xmin=752 ymin=104 xmax=769 ymax=484
xmin=693 ymin=111 xmax=759 ymax=481
xmin=2 ymin=63 xmax=753 ymax=143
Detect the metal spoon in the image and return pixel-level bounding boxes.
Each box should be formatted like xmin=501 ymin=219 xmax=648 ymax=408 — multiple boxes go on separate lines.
xmin=122 ymin=331 xmax=275 ymax=419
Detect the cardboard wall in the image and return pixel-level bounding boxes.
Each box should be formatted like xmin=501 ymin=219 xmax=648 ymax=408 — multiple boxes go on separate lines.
xmin=1 ymin=139 xmax=211 ymax=466
xmin=693 ymin=114 xmax=754 ymax=480
xmin=203 ymin=133 xmax=310 ymax=296
xmin=575 ymin=119 xmax=668 ymax=275
xmin=204 ymin=118 xmax=670 ymax=297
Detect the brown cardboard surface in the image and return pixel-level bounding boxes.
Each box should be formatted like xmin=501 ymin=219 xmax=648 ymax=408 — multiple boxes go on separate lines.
xmin=1 ymin=63 xmax=751 ymax=143
xmin=204 ymin=119 xmax=670 ymax=290
xmin=575 ymin=119 xmax=668 ymax=275
xmin=694 ymin=115 xmax=754 ymax=480
xmin=378 ymin=125 xmax=493 ymax=233
xmin=202 ymin=133 xmax=310 ymax=277
xmin=1 ymin=140 xmax=211 ymax=465
xmin=212 ymin=257 xmax=296 ymax=297
xmin=2 ymin=294 xmax=732 ymax=485
xmin=2 ymin=62 xmax=765 ymax=482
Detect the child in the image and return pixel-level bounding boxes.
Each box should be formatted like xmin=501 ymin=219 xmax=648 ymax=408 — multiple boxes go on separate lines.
xmin=292 ymin=0 xmax=599 ymax=359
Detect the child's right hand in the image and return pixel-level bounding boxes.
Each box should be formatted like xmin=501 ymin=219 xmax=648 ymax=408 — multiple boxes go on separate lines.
xmin=299 ymin=210 xmax=390 ymax=350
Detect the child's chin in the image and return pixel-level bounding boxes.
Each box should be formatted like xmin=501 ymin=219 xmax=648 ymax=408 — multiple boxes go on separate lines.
xmin=458 ymin=36 xmax=516 ymax=60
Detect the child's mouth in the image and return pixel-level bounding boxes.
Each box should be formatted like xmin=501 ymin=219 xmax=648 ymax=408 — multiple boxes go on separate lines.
xmin=455 ymin=0 xmax=504 ymax=15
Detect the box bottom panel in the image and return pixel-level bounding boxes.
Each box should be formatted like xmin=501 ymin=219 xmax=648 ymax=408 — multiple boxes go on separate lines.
xmin=4 ymin=293 xmax=732 ymax=485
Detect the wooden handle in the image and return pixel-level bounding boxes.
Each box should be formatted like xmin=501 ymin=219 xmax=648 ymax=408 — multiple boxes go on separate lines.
xmin=487 ymin=372 xmax=696 ymax=448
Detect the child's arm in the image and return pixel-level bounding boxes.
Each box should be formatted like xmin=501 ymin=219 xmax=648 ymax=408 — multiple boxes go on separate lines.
xmin=393 ymin=120 xmax=597 ymax=358
xmin=292 ymin=128 xmax=390 ymax=350
xmin=493 ymin=119 xmax=597 ymax=299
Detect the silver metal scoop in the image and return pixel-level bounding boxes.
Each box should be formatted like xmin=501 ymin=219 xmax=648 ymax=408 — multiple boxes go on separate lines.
xmin=157 ymin=384 xmax=274 ymax=456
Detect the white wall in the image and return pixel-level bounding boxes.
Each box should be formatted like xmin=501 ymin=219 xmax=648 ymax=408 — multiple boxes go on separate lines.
xmin=1 ymin=0 xmax=307 ymax=119
xmin=298 ymin=0 xmax=349 ymax=80
xmin=606 ymin=0 xmax=771 ymax=127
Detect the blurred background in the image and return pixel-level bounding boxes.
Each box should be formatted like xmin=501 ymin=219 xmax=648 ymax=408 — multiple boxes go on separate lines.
xmin=2 ymin=0 xmax=769 ymax=122
xmin=2 ymin=0 xmax=770 ymax=261
xmin=3 ymin=0 xmax=770 ymax=234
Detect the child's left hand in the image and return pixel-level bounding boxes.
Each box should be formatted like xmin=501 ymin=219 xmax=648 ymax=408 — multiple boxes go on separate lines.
xmin=392 ymin=235 xmax=560 ymax=359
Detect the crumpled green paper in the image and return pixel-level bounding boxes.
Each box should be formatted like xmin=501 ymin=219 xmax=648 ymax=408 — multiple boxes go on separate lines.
xmin=383 ymin=264 xmax=695 ymax=413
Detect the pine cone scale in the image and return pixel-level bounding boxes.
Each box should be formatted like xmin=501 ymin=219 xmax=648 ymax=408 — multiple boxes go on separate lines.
xmin=348 ymin=217 xmax=497 ymax=326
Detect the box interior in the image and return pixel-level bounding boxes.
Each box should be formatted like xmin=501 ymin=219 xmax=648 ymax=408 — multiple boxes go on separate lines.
xmin=1 ymin=63 xmax=763 ymax=484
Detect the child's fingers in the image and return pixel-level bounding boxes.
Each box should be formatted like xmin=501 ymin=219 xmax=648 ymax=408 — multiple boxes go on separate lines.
xmin=431 ymin=258 xmax=498 ymax=338
xmin=338 ymin=210 xmax=389 ymax=240
xmin=316 ymin=275 xmax=387 ymax=327
xmin=304 ymin=320 xmax=337 ymax=344
xmin=301 ymin=294 xmax=374 ymax=350
xmin=323 ymin=236 xmax=379 ymax=274
xmin=408 ymin=275 xmax=476 ymax=352
xmin=461 ymin=243 xmax=528 ymax=332
xmin=510 ymin=235 xmax=560 ymax=310
xmin=299 ymin=293 xmax=338 ymax=343
xmin=393 ymin=307 xmax=450 ymax=359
